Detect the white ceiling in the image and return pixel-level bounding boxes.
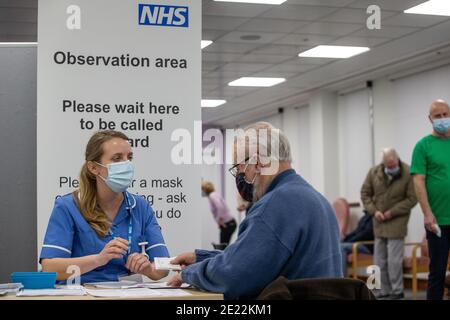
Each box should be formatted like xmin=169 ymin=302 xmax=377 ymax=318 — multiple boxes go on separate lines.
xmin=2 ymin=0 xmax=450 ymax=127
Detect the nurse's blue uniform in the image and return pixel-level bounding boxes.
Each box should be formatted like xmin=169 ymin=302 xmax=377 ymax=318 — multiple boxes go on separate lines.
xmin=39 ymin=191 xmax=169 ymax=284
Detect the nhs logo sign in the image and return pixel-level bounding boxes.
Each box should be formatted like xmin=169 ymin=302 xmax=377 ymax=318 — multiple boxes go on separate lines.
xmin=139 ymin=4 xmax=189 ymax=28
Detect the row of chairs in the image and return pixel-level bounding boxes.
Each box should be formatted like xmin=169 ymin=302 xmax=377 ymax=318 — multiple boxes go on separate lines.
xmin=334 ymin=198 xmax=450 ymax=299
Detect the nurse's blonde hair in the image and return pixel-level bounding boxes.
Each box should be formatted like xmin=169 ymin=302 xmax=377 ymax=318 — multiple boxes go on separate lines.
xmin=78 ymin=130 xmax=129 ymax=237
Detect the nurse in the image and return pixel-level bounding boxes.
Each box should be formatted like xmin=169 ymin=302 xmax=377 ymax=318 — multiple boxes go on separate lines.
xmin=40 ymin=130 xmax=169 ymax=283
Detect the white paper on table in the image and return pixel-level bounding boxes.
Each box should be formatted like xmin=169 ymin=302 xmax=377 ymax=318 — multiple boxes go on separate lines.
xmin=155 ymin=289 xmax=192 ymax=297
xmin=140 ymin=281 xmax=191 ymax=289
xmin=84 ymin=281 xmax=140 ymax=289
xmin=154 ymin=257 xmax=182 ymax=271
xmin=16 ymin=288 xmax=86 ymax=297
xmin=85 ymin=288 xmax=162 ymax=298
xmin=0 ymin=283 xmax=23 ymax=294
xmin=84 ymin=280 xmax=191 ymax=290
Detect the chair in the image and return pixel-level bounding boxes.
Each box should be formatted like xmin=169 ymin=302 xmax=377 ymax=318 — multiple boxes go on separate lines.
xmin=347 ymin=241 xmax=375 ymax=279
xmin=257 ymin=276 xmax=376 ymax=300
xmin=402 ymin=239 xmax=429 ymax=299
xmin=211 ymin=242 xmax=227 ymax=250
xmin=332 ymin=198 xmax=350 ymax=240
xmin=347 ymin=238 xmax=449 ymax=299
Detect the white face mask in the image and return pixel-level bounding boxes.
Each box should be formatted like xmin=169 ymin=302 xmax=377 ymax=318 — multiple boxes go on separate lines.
xmin=96 ymin=160 xmax=135 ymax=193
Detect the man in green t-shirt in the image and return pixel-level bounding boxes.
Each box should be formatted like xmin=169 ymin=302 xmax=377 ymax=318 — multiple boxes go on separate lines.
xmin=411 ymin=99 xmax=450 ymax=300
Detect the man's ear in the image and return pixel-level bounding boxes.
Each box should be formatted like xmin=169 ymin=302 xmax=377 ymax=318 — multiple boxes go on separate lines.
xmin=428 ymin=115 xmax=433 ymax=123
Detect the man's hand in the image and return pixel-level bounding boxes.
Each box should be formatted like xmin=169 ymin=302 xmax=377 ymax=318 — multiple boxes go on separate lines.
xmin=374 ymin=211 xmax=385 ymax=222
xmin=171 ymin=252 xmax=196 ymax=269
xmin=125 ymin=253 xmax=152 ymax=275
xmin=167 ymin=273 xmax=183 ymax=287
xmin=424 ymin=212 xmax=437 ymax=232
xmin=383 ymin=210 xmax=393 ymax=221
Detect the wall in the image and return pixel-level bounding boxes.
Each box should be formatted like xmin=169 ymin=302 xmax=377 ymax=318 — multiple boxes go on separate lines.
xmin=0 ymin=46 xmax=37 ymax=282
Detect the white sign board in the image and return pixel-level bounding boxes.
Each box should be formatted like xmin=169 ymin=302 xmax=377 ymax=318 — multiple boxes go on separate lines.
xmin=37 ymin=0 xmax=201 ymax=258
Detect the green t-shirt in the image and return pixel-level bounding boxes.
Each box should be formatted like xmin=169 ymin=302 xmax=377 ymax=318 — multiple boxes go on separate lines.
xmin=411 ymin=134 xmax=450 ymax=225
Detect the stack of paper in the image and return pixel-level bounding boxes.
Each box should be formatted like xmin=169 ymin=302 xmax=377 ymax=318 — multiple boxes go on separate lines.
xmin=85 ymin=288 xmax=161 ymax=298
xmin=0 ymin=283 xmax=23 ymax=295
xmin=16 ymin=287 xmax=86 ymax=297
xmin=85 ymin=280 xmax=191 ymax=289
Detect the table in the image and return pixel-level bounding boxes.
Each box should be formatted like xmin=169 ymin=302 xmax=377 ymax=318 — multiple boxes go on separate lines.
xmin=0 ymin=288 xmax=223 ymax=300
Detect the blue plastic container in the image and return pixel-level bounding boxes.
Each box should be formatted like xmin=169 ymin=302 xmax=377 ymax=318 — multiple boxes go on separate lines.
xmin=11 ymin=272 xmax=57 ymax=289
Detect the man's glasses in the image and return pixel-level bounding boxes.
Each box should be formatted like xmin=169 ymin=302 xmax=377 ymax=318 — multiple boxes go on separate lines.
xmin=228 ymin=157 xmax=250 ymax=178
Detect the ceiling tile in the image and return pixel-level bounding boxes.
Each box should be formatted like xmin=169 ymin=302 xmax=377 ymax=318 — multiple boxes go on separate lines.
xmin=322 ymin=8 xmax=397 ymax=24
xmin=204 ymin=41 xmax=262 ymax=54
xmin=288 ymin=0 xmax=354 ymax=6
xmin=347 ymin=0 xmax=428 ymax=12
xmin=262 ymin=4 xmax=337 ymax=21
xmin=203 ymin=29 xmax=228 ymax=42
xmin=203 ymin=52 xmax=244 ymax=63
xmin=275 ymin=33 xmax=337 ymax=46
xmin=237 ymin=53 xmax=292 ymax=64
xmin=203 ymin=16 xmax=249 ymax=30
xmin=262 ymin=60 xmax=320 ymax=73
xmin=237 ymin=18 xmax=308 ymax=33
xmin=382 ymin=13 xmax=449 ymax=28
xmin=331 ymin=35 xmax=391 ymax=47
xmin=203 ymin=61 xmax=227 ymax=71
xmin=351 ymin=25 xmax=421 ymax=39
xmin=207 ymin=86 xmax=260 ymax=100
xmin=296 ymin=21 xmax=363 ymax=36
xmin=216 ymin=31 xmax=287 ymax=44
xmin=203 ymin=2 xmax=272 ymax=18
xmin=251 ymin=44 xmax=310 ymax=56
xmin=220 ymin=62 xmax=273 ymax=72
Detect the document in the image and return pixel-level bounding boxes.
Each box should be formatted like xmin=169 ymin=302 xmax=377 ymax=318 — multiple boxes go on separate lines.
xmin=85 ymin=280 xmax=191 ymax=289
xmin=154 ymin=257 xmax=182 ymax=271
xmin=85 ymin=288 xmax=161 ymax=298
xmin=16 ymin=287 xmax=86 ymax=297
xmin=0 ymin=283 xmax=23 ymax=294
xmin=84 ymin=281 xmax=139 ymax=289
xmin=155 ymin=289 xmax=192 ymax=297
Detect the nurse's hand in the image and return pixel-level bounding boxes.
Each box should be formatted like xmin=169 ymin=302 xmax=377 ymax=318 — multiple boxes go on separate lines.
xmin=125 ymin=253 xmax=152 ymax=275
xmin=167 ymin=273 xmax=183 ymax=287
xmin=171 ymin=252 xmax=196 ymax=269
xmin=96 ymin=238 xmax=129 ymax=266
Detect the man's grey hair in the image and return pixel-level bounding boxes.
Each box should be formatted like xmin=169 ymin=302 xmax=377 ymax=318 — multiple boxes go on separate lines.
xmin=381 ymin=147 xmax=399 ymax=161
xmin=236 ymin=121 xmax=292 ymax=163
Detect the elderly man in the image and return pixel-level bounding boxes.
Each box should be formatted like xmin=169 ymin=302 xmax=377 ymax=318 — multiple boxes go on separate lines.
xmin=411 ymin=100 xmax=450 ymax=300
xmin=361 ymin=148 xmax=417 ymax=300
xmin=168 ymin=122 xmax=342 ymax=299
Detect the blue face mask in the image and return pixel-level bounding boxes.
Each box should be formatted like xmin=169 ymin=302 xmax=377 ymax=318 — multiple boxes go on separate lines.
xmin=96 ymin=160 xmax=134 ymax=193
xmin=385 ymin=166 xmax=400 ymax=176
xmin=433 ymin=118 xmax=450 ymax=134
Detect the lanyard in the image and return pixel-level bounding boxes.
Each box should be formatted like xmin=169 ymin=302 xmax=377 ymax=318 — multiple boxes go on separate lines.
xmin=109 ymin=192 xmax=133 ymax=255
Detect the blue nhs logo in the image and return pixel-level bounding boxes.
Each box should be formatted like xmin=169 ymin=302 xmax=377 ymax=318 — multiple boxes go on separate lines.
xmin=139 ymin=4 xmax=189 ymax=28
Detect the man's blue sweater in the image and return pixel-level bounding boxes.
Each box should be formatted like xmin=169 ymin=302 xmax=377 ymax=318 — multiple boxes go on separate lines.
xmin=182 ymin=169 xmax=343 ymax=299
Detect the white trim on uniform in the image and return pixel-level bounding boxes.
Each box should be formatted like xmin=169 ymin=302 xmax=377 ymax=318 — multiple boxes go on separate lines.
xmin=42 ymin=244 xmax=72 ymax=254
xmin=146 ymin=243 xmax=167 ymax=251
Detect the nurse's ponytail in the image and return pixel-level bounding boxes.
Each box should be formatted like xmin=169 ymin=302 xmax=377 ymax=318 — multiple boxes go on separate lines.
xmin=78 ymin=130 xmax=130 ymax=237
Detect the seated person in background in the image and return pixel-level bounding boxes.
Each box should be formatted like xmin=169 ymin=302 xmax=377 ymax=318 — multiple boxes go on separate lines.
xmin=201 ymin=181 xmax=237 ymax=247
xmin=340 ymin=210 xmax=374 ymax=277
xmin=168 ymin=122 xmax=342 ymax=299
xmin=40 ymin=130 xmax=169 ymax=283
